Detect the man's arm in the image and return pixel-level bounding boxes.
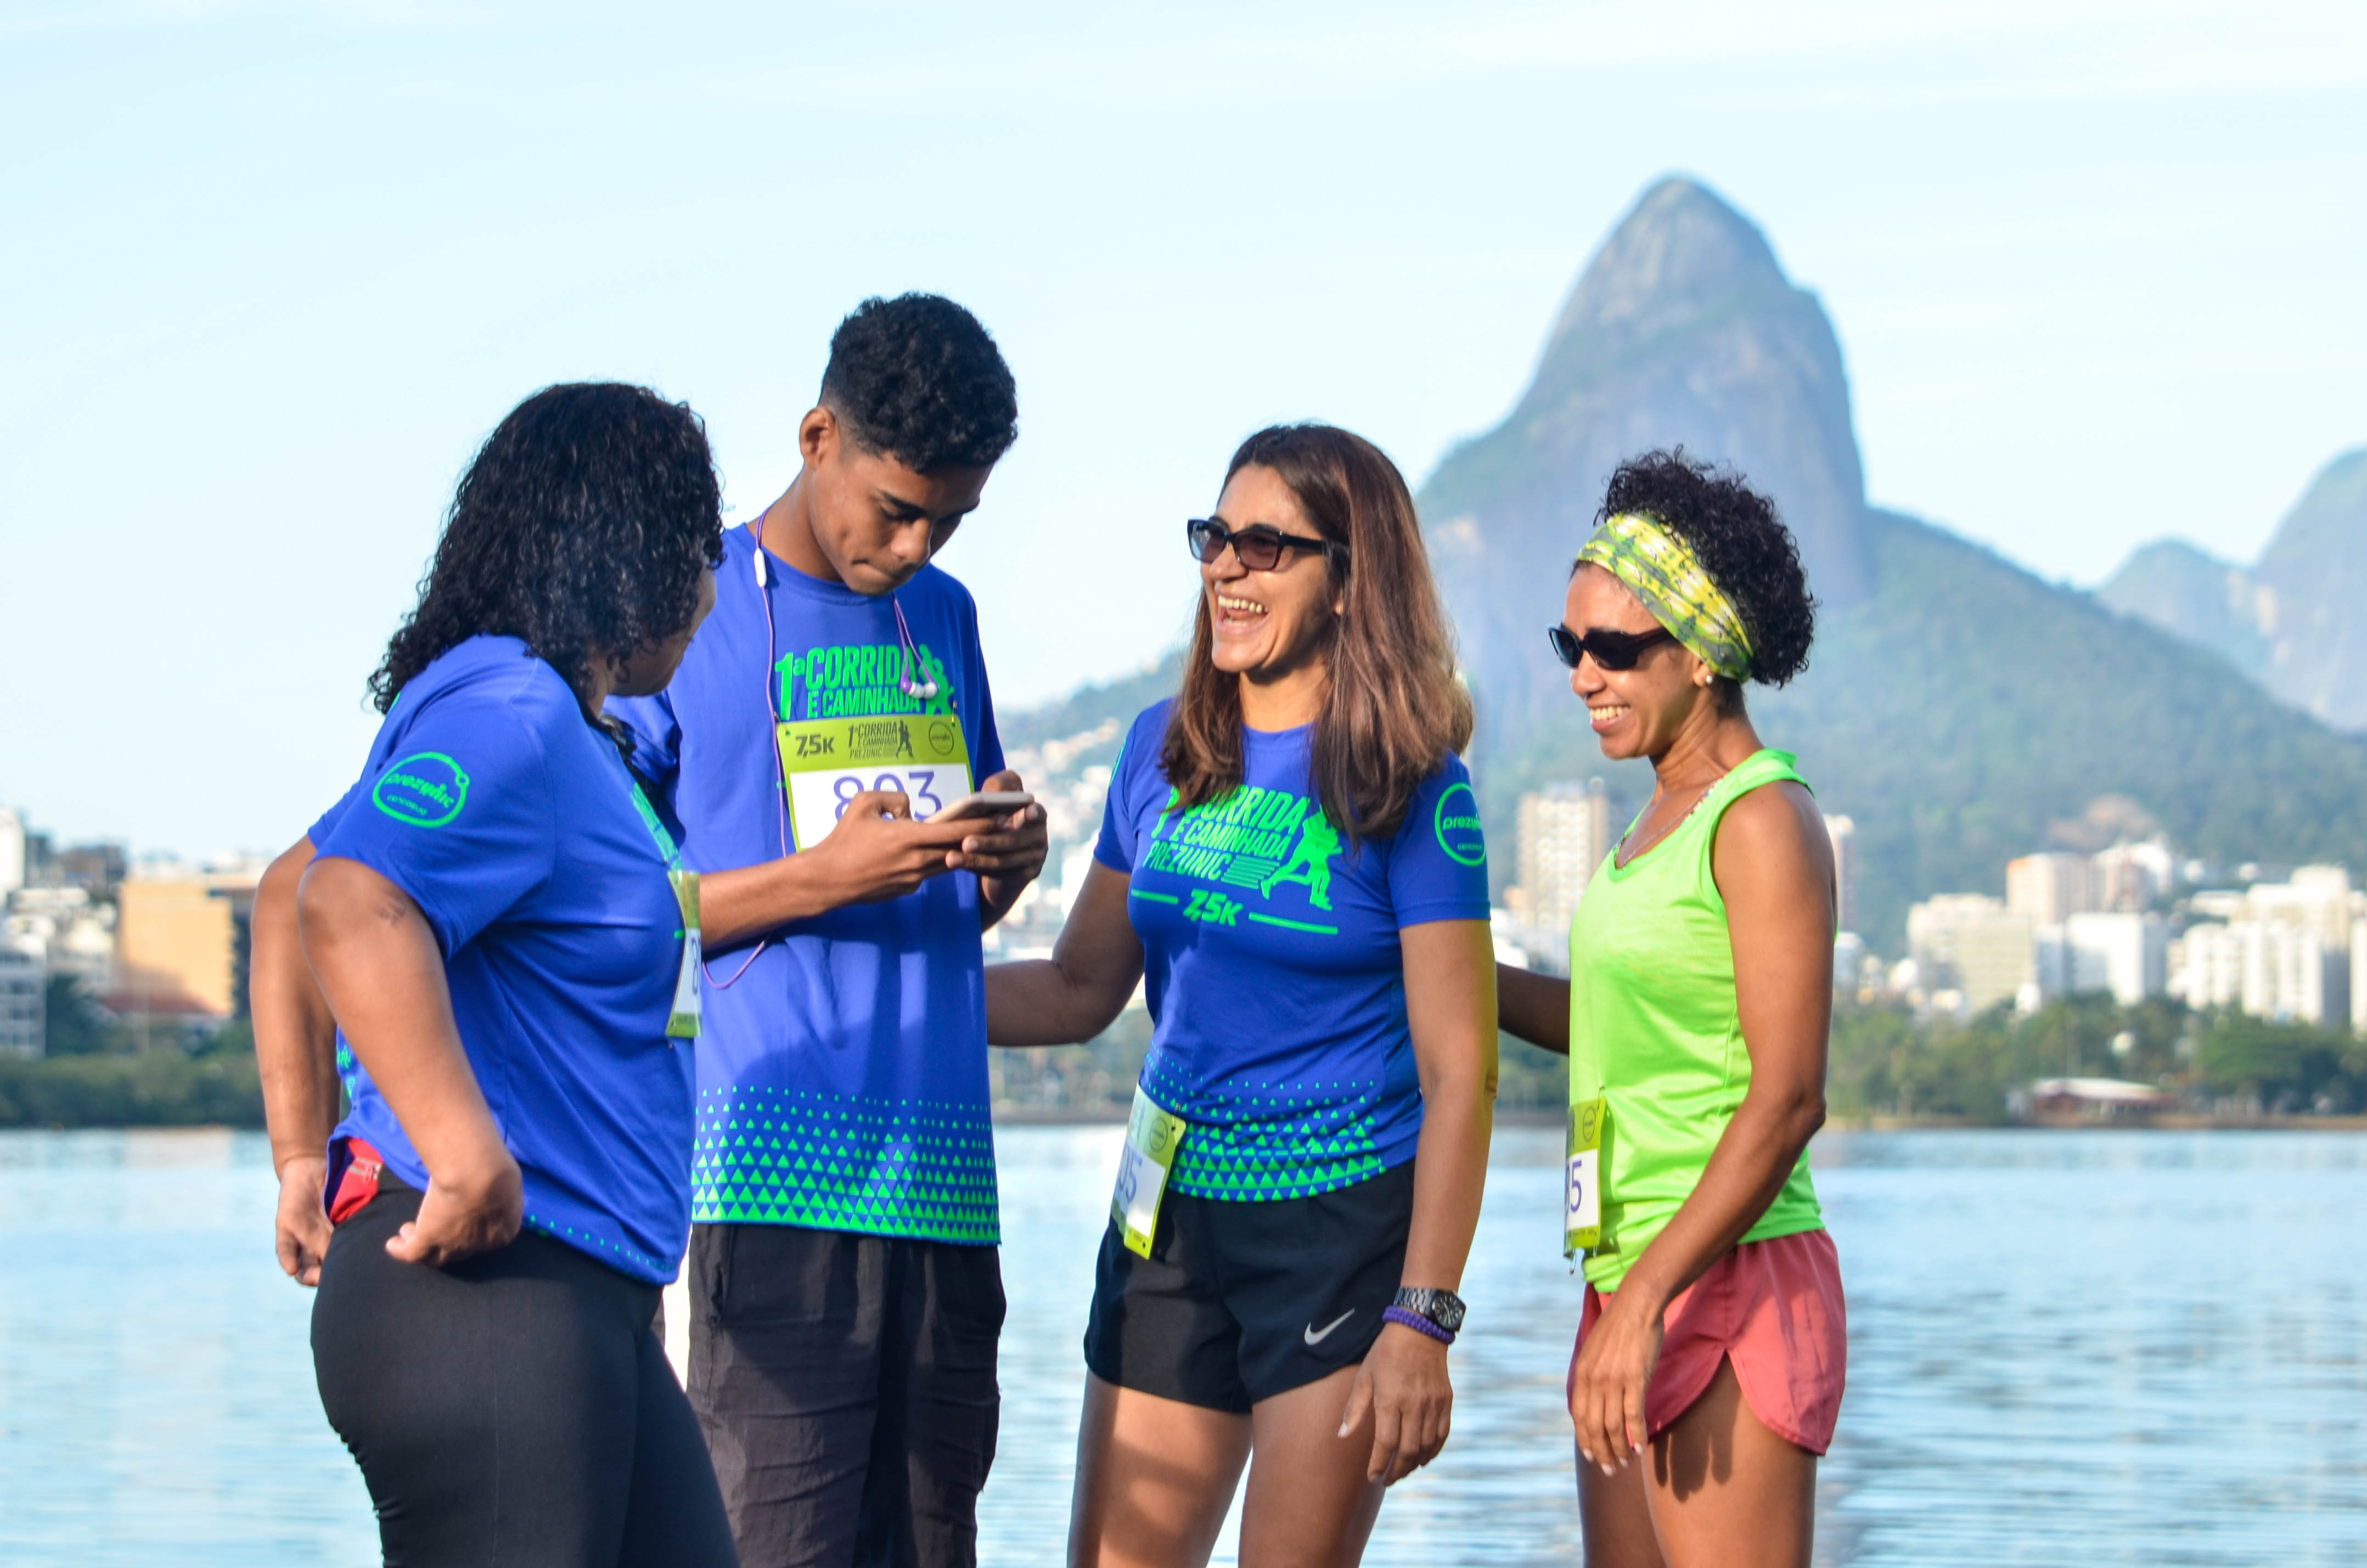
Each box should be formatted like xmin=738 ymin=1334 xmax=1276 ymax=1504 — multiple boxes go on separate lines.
xmin=700 ymin=773 xmax=1050 ymax=949
xmin=253 ymin=836 xmax=342 ymax=1285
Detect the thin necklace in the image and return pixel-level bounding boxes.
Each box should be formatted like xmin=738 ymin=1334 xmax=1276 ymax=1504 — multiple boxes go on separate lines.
xmin=1616 ymin=772 xmax=1723 ymax=868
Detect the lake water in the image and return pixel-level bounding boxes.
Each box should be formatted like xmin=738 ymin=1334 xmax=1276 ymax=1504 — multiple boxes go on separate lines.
xmin=1 ymin=1127 xmax=2361 ymax=1565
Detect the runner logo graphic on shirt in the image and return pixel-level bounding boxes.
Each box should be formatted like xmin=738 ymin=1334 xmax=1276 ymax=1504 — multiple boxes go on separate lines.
xmin=1260 ymin=813 xmax=1341 ymax=909
xmin=372 ymin=752 xmax=469 ymax=828
xmin=1144 ymin=786 xmax=1342 ymax=934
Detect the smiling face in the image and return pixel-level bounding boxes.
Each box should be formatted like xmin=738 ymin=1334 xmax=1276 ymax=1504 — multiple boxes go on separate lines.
xmin=1562 ymin=563 xmax=1716 ymax=761
xmin=800 ymin=406 xmax=992 ymax=596
xmin=1201 ymin=463 xmax=1342 ymax=694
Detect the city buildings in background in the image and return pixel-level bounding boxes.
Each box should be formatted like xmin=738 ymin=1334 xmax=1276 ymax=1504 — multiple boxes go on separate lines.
xmin=1905 ymin=894 xmax=2037 ymax=1014
xmin=1898 ymin=838 xmax=2365 ymax=1029
xmin=1825 ymin=814 xmax=1858 ymax=938
xmin=1501 ymin=779 xmax=1612 ymax=973
xmin=0 ymin=801 xmax=266 ymax=1055
xmin=2170 ymin=867 xmax=2359 ymax=1027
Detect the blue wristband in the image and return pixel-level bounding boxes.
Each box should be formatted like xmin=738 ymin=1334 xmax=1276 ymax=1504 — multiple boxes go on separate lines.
xmin=1383 ymin=1303 xmax=1455 ymax=1345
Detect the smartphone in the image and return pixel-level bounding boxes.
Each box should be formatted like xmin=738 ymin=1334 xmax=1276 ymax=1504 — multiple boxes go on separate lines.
xmin=932 ymin=789 xmax=1035 ymax=823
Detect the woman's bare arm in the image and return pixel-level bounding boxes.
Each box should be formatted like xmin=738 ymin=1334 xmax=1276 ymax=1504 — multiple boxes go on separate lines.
xmin=296 ymin=857 xmax=522 ymax=1267
xmin=983 ymin=862 xmax=1145 ymax=1046
xmin=1340 ymin=918 xmax=1498 ymax=1485
xmin=252 ymin=836 xmax=342 ymax=1284
xmin=1496 ymin=965 xmax=1571 ymax=1053
xmin=1568 ymin=780 xmax=1834 ymax=1473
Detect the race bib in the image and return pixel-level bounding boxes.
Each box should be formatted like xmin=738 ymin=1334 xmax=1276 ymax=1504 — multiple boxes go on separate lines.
xmin=1565 ymin=1096 xmax=1606 ymax=1257
xmin=1110 ymin=1084 xmax=1189 ymax=1259
xmin=666 ymin=869 xmax=701 ymax=1041
xmin=775 ymin=713 xmax=974 ymax=852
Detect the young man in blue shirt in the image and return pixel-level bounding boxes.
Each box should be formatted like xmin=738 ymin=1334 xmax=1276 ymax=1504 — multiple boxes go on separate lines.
xmin=608 ymin=295 xmax=1047 ymax=1568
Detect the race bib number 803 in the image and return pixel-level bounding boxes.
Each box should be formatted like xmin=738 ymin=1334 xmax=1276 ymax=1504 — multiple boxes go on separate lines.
xmin=776 ymin=714 xmax=974 ymax=851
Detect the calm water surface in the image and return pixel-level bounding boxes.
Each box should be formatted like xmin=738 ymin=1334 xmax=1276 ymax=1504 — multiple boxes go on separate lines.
xmin=1 ymin=1127 xmax=2360 ymax=1565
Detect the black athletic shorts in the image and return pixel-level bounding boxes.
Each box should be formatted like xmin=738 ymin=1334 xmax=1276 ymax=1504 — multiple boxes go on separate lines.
xmin=311 ymin=1173 xmax=736 ymax=1568
xmin=1084 ymin=1158 xmax=1415 ymax=1412
xmin=687 ymin=1223 xmax=1004 ymax=1568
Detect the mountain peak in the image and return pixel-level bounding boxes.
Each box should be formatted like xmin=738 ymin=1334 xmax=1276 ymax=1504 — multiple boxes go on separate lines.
xmin=1538 ymin=176 xmax=1790 ymax=379
xmin=1420 ymin=176 xmax=1873 ymax=755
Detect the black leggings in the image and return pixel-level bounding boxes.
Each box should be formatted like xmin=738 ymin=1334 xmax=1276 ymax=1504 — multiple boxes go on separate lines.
xmin=312 ymin=1177 xmax=737 ymax=1567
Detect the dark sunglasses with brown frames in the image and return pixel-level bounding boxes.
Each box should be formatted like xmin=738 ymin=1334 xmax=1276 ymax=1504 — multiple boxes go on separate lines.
xmin=1186 ymin=517 xmax=1343 ymax=573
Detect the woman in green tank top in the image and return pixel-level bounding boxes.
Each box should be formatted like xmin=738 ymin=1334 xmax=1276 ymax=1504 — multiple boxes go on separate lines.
xmin=1499 ymin=452 xmax=1844 ymax=1568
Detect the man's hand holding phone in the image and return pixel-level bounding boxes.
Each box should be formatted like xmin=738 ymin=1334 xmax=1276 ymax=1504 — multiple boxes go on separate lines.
xmin=947 ymin=770 xmax=1050 ymax=920
xmin=812 ymin=786 xmax=981 ymax=904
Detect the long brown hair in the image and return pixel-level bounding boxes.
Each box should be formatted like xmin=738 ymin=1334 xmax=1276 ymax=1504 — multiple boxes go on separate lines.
xmin=1160 ymin=423 xmax=1473 ymax=847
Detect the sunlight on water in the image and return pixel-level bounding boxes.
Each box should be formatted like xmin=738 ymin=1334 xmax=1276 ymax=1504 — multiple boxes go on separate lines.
xmin=1 ymin=1127 xmax=2359 ymax=1565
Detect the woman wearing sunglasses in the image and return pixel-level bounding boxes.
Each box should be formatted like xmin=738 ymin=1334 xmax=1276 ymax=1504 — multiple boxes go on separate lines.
xmin=988 ymin=424 xmax=1496 ymax=1566
xmin=1498 ymin=450 xmax=1843 ymax=1568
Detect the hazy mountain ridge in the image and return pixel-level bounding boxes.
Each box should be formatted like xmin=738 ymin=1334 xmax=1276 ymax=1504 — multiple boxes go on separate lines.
xmin=2101 ymin=447 xmax=2367 ymax=730
xmin=1001 ymin=176 xmax=2367 ymax=947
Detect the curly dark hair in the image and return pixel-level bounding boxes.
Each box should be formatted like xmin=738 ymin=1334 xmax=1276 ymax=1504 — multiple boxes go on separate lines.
xmin=370 ymin=382 xmax=724 ymax=716
xmin=1590 ymin=448 xmax=1815 ymax=698
xmin=820 ymin=294 xmax=1019 ymax=472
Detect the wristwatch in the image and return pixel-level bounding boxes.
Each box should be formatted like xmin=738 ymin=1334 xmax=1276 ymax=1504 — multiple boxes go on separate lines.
xmin=1392 ymin=1286 xmax=1466 ymax=1335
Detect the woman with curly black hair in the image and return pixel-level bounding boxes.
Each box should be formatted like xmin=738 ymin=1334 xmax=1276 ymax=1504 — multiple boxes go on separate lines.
xmin=1498 ymin=450 xmax=1845 ymax=1568
xmin=252 ymin=382 xmax=736 ymax=1566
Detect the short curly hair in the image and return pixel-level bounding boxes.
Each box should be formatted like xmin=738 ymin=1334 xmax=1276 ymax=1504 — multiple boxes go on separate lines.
xmin=820 ymin=294 xmax=1019 ymax=473
xmin=370 ymin=382 xmax=724 ymax=716
xmin=1591 ymin=448 xmax=1815 ymax=694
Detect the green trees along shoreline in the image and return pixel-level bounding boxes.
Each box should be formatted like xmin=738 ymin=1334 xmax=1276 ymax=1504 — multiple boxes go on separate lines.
xmin=7 ymin=975 xmax=2359 ymax=1131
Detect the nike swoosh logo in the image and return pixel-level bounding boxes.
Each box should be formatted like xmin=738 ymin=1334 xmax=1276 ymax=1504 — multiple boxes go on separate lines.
xmin=1303 ymin=1309 xmax=1356 ymax=1346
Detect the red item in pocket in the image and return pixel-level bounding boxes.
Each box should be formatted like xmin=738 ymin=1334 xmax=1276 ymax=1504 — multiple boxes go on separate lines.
xmin=328 ymin=1139 xmax=387 ymax=1226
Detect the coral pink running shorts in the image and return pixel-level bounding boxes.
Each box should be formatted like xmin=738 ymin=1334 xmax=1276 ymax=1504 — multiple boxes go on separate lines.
xmin=1571 ymin=1228 xmax=1846 ymax=1455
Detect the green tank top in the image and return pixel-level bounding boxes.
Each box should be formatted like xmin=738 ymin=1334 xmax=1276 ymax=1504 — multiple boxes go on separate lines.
xmin=1567 ymin=748 xmax=1825 ymax=1290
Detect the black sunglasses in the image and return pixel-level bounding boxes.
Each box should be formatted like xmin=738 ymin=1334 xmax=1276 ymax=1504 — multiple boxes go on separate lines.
xmin=1547 ymin=623 xmax=1677 ymax=672
xmin=1187 ymin=518 xmax=1339 ymax=573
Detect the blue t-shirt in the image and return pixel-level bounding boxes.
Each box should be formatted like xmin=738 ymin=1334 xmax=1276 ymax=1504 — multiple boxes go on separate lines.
xmin=1093 ymin=700 xmax=1491 ymax=1200
xmin=607 ymin=524 xmax=1006 ymax=1245
xmin=309 ymin=636 xmax=694 ymax=1284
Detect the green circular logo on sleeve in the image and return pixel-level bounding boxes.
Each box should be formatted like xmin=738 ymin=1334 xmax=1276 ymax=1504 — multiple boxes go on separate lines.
xmin=1432 ymin=782 xmax=1486 ymax=867
xmin=373 ymin=752 xmax=470 ymax=828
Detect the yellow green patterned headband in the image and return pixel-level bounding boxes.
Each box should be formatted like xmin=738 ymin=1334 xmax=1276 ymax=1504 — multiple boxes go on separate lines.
xmin=1574 ymin=512 xmax=1755 ymax=681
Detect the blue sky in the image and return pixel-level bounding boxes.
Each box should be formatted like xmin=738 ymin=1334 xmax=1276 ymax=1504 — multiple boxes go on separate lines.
xmin=4 ymin=0 xmax=2363 ymax=855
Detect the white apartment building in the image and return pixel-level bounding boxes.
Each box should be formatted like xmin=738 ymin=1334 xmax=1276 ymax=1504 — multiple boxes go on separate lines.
xmin=2354 ymin=919 xmax=2366 ymax=1035
xmin=2008 ymin=841 xmax=2175 ymax=927
xmin=2036 ymin=911 xmax=2167 ymax=1005
xmin=2169 ymin=866 xmax=2360 ymax=1026
xmin=0 ymin=806 xmax=23 ymax=896
xmin=2093 ymin=839 xmax=2175 ymax=909
xmin=1907 ymin=894 xmax=2036 ymax=1014
xmin=1824 ymin=814 xmax=1858 ymax=936
xmin=0 ymin=940 xmax=42 ymax=1058
xmin=3 ymin=886 xmax=115 ymax=991
xmin=2008 ymin=852 xmax=2097 ymax=925
xmin=1509 ymin=780 xmax=1612 ymax=936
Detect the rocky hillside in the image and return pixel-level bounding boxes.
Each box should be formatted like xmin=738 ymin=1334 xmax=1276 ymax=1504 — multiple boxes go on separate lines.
xmin=1422 ymin=177 xmax=1871 ymax=755
xmin=2101 ymin=448 xmax=2367 ymax=730
xmin=1418 ymin=179 xmax=2367 ymax=942
xmin=1004 ymin=178 xmax=2367 ymax=946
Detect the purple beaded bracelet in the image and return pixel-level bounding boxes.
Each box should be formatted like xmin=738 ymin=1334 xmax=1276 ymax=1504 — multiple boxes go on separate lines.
xmin=1382 ymin=1303 xmax=1455 ymax=1346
